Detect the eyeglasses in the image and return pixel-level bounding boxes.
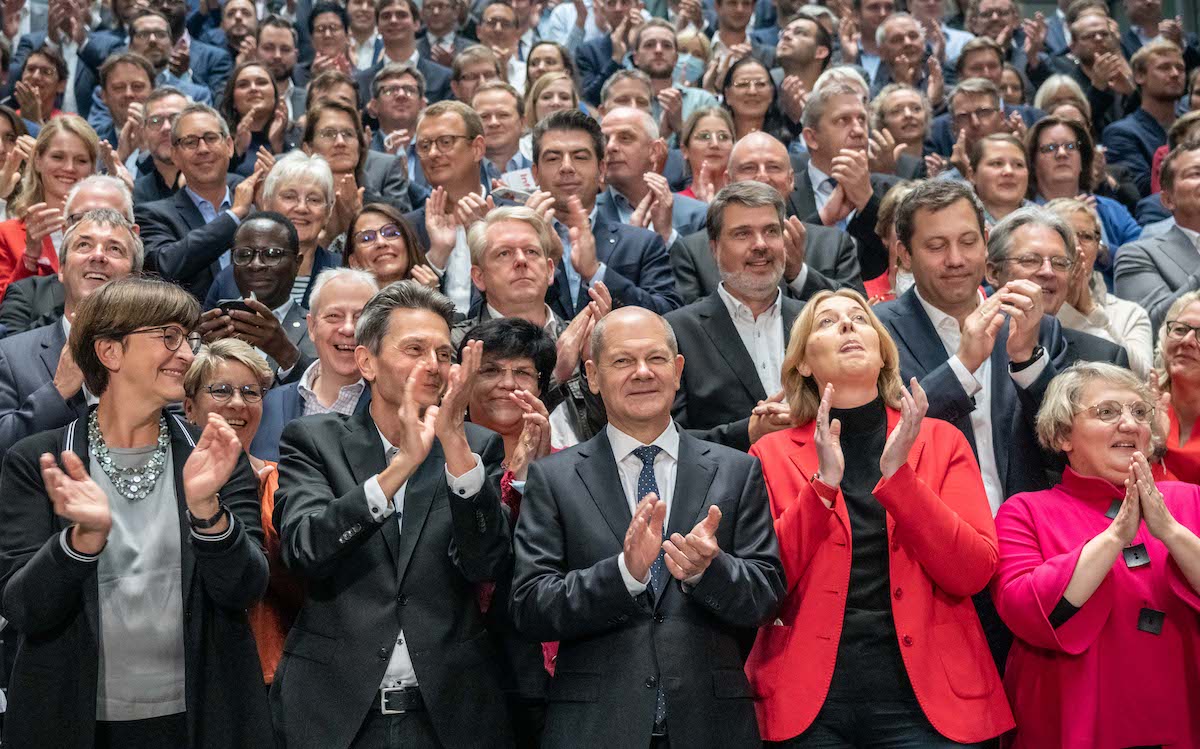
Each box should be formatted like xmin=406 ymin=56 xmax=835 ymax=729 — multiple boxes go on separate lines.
xmin=277 ymin=190 xmax=329 ymax=208
xmin=1005 ymin=254 xmax=1074 ymax=272
xmin=146 ymin=113 xmax=178 ymax=128
xmin=316 ymin=127 xmax=358 ymax=143
xmin=951 ymin=106 xmax=998 ymax=126
xmin=132 ymin=28 xmax=170 ymax=40
xmin=477 ymin=363 xmax=539 ymax=388
xmin=379 ymin=83 xmax=420 ymax=99
xmin=480 ymin=17 xmax=516 ymax=28
xmin=1165 ymin=320 xmax=1200 ymax=340
xmin=231 ymin=246 xmax=295 ymax=266
xmin=204 ymin=382 xmax=266 ymax=403
xmin=1076 ymin=30 xmax=1114 ymax=43
xmin=731 ymin=79 xmax=771 ymax=91
xmin=692 ymin=130 xmax=732 ymax=143
xmin=313 ymin=23 xmax=344 ymax=36
xmin=355 ymin=223 xmax=405 ymax=244
xmin=1079 ymin=399 xmax=1155 ymax=424
xmin=125 ymin=325 xmax=203 ymax=354
xmin=1074 ymin=230 xmax=1100 ymax=244
xmin=977 ymin=7 xmax=1013 ymax=18
xmin=885 ymin=102 xmax=924 ymax=118
xmin=415 ymin=134 xmax=470 ymax=154
xmin=174 ymin=132 xmax=224 ymax=150
xmin=1038 ymin=140 xmax=1079 ymax=155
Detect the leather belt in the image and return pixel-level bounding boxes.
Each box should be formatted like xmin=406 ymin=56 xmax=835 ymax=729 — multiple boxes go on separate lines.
xmin=378 ymin=686 xmax=425 ymax=714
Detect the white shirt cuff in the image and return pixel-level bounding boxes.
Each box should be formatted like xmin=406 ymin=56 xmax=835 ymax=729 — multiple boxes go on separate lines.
xmin=1010 ymin=353 xmax=1048 ymax=389
xmin=587 ymin=262 xmax=607 ymax=287
xmin=509 ymin=479 xmax=526 ymax=494
xmin=617 ymin=552 xmax=650 ymax=597
xmin=365 ymin=475 xmax=399 ymax=520
xmin=446 ymin=453 xmax=485 ymax=497
xmin=947 ymin=354 xmax=983 ymax=396
xmin=787 ymin=264 xmax=810 ymax=295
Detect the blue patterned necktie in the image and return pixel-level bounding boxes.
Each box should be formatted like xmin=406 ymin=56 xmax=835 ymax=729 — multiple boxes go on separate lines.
xmin=632 ymin=444 xmax=668 ymax=731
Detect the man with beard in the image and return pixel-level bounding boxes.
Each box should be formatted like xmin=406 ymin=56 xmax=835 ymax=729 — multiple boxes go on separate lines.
xmin=1120 ymin=0 xmax=1200 ymax=64
xmin=667 ymin=181 xmax=804 ymax=451
xmin=146 ymin=0 xmax=234 ymax=92
xmin=417 ymin=0 xmax=471 ymax=67
xmin=631 ymin=20 xmax=717 ymax=139
xmin=256 ymin=16 xmax=305 ymax=121
xmin=90 ymin=52 xmax=153 ymax=151
xmin=965 ymin=0 xmax=1046 ymax=85
xmin=1103 ymin=39 xmax=1186 ymax=198
xmin=770 ymin=13 xmax=831 ymax=93
xmin=191 ymin=0 xmax=258 ymax=61
xmin=576 ymin=0 xmax=655 ymax=107
xmin=837 ymin=0 xmax=893 ymax=80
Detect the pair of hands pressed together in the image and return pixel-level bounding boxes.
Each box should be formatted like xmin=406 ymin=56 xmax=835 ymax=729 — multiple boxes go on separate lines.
xmin=625 ymin=493 xmax=724 ymax=585
xmin=1106 ymin=451 xmax=1182 ymax=547
xmin=955 ymin=279 xmax=1044 ymax=374
xmin=41 ymin=412 xmax=246 ymax=554
xmin=818 ymin=149 xmax=873 ymax=227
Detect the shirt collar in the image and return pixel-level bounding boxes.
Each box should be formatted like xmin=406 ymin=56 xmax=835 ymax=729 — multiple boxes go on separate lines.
xmin=184 ymin=185 xmax=232 ymax=212
xmin=297 ymin=360 xmax=365 ymax=402
xmin=485 ymin=303 xmax=559 ymax=334
xmin=1058 ymin=465 xmax=1125 ymax=507
xmin=807 ymin=160 xmax=836 ymax=195
xmin=716 ymin=281 xmax=781 ymax=322
xmin=914 ymin=285 xmax=973 ymax=334
xmin=606 ymin=420 xmax=680 ymax=464
xmin=273 ymin=298 xmax=295 ymax=322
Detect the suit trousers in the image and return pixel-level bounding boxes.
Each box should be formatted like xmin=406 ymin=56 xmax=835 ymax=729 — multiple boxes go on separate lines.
xmin=350 ymin=707 xmax=443 ymax=749
xmin=94 ymin=712 xmax=188 ymax=749
xmin=763 ymin=693 xmax=986 ymax=749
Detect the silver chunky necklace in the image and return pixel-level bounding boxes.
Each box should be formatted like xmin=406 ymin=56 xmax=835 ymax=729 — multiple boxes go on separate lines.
xmin=88 ymin=411 xmax=170 ymax=502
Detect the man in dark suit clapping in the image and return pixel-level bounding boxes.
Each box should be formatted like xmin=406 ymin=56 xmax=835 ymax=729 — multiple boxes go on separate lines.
xmin=271 ymin=281 xmax=513 ymax=749
xmin=511 ymin=305 xmax=784 ymax=749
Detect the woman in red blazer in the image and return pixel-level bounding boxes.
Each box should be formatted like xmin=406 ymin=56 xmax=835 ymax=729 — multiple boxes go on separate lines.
xmin=746 ymin=289 xmax=1014 ymax=747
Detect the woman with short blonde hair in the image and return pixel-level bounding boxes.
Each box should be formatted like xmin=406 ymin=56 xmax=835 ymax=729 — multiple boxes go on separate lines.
xmin=747 ymin=289 xmax=1013 ymax=746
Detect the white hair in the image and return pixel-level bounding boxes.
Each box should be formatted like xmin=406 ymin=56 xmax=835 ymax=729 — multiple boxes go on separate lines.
xmin=261 ymin=151 xmax=335 ymax=207
xmin=308 ymin=267 xmax=379 ymax=314
xmin=65 ymin=175 xmax=134 ymax=223
xmin=602 ymin=105 xmax=660 ymax=141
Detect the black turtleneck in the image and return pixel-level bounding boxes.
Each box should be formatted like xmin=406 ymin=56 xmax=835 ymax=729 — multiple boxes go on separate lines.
xmin=827 ymin=397 xmax=913 ymax=700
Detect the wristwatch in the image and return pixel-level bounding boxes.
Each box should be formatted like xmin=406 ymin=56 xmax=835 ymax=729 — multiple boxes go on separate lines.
xmin=187 ymin=496 xmax=227 ymax=530
xmin=1009 ymin=345 xmax=1044 ymax=373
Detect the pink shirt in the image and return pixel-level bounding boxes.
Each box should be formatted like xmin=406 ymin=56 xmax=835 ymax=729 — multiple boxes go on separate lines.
xmin=992 ymin=468 xmax=1200 ymax=749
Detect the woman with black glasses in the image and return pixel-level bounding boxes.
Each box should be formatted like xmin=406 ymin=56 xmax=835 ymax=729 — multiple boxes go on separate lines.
xmin=0 ymin=276 xmax=271 ymax=749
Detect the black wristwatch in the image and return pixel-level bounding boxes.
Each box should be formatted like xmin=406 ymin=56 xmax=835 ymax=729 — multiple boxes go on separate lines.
xmin=187 ymin=497 xmax=227 ymax=530
xmin=1009 ymin=345 xmax=1045 ymax=373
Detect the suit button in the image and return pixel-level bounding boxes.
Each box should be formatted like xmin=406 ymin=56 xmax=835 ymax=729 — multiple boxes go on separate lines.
xmin=893 ymin=587 xmax=903 ymax=600
xmin=902 ymin=635 xmax=914 ymax=647
xmin=645 ymin=676 xmax=657 ymax=688
xmin=654 ymin=614 xmax=665 ymax=623
xmin=378 ymin=647 xmax=390 ymax=659
xmin=397 ymin=594 xmax=408 ymax=605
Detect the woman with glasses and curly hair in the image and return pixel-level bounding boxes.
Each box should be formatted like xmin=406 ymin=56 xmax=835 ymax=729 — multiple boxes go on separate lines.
xmin=0 ymin=276 xmax=271 ymax=748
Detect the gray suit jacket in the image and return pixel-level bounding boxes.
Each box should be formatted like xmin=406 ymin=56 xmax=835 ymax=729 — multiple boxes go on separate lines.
xmin=0 ymin=321 xmax=88 ymax=462
xmin=1114 ymin=225 xmax=1200 ymax=332
xmin=671 ymin=224 xmax=865 ymax=306
xmin=362 ymin=150 xmax=413 ymax=213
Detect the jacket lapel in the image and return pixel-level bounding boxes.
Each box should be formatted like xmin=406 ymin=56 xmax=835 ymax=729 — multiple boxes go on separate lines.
xmin=663 ymin=430 xmax=715 ymax=542
xmin=392 ymin=439 xmax=445 ymax=585
xmin=340 ymin=410 xmax=398 ymax=563
xmin=891 ymin=289 xmax=951 ymax=375
xmin=174 ymin=188 xmax=206 ymax=231
xmin=1163 ymin=226 xmax=1200 ymax=275
xmin=698 ymin=294 xmax=767 ymax=402
xmin=574 ymin=431 xmax=632 ymax=545
xmin=281 ymin=303 xmax=307 ymax=348
xmin=989 ymin=319 xmax=1014 ymax=486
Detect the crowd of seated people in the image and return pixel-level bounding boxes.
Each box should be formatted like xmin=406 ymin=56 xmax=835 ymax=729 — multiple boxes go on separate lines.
xmin=0 ymin=0 xmax=1198 ymax=747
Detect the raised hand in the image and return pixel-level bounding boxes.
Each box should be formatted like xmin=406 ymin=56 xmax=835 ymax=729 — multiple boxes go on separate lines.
xmin=434 ymin=338 xmax=481 ymax=443
xmin=409 ymin=264 xmax=441 ymax=289
xmin=430 ymin=44 xmax=455 ymax=67
xmin=506 ymin=389 xmax=552 ymax=481
xmin=879 ymin=377 xmax=927 ymax=478
xmin=643 ymin=172 xmax=675 ymax=244
xmin=998 ymin=279 xmax=1045 ymax=364
xmin=454 ymin=190 xmax=495 ymax=228
xmin=956 ymin=291 xmax=1005 ymax=373
xmin=23 ymin=202 xmax=64 ymax=266
xmin=1133 ymin=451 xmax=1176 ymax=541
xmin=813 ymin=383 xmax=844 ymax=493
xmin=52 ymin=337 xmax=83 ymax=399
xmin=663 ymin=505 xmax=722 ymax=580
xmin=236 ymin=36 xmax=258 ymax=65
xmin=829 ymin=148 xmax=872 ymax=210
xmin=780 ymin=75 xmax=807 ymax=123
xmin=268 ymin=99 xmax=288 ymax=152
xmin=838 ymin=15 xmax=860 ymax=64
xmin=0 ymin=134 xmax=30 ymax=199
xmin=927 ymin=57 xmax=945 ymax=108
xmin=41 ymin=451 xmax=111 ymax=554
xmin=949 ymin=127 xmax=969 ymax=177
xmin=2 ymin=0 xmax=24 ymax=40
xmin=229 ymin=297 xmax=300 ymax=368
xmin=554 ymin=305 xmax=594 ymax=382
xmin=657 ymin=87 xmax=684 ymax=136
xmin=380 ymin=370 xmax=441 ymax=498
xmin=868 ymin=127 xmax=903 ymax=175
xmin=1107 ymin=465 xmax=1143 ymax=546
xmin=749 ymin=390 xmax=793 ymax=443
xmin=182 ymin=412 xmax=243 ymax=525
xmin=566 ymin=195 xmax=599 ymax=280
xmin=691 ymin=159 xmax=722 ymax=203
xmin=624 ymin=493 xmax=667 ymax=583
xmin=117 ymin=101 xmax=145 ymax=162
xmin=425 ymin=187 xmax=460 ymax=269
xmin=231 ymin=162 xmax=265 ymax=219
xmin=782 ymin=215 xmax=807 ymax=282
xmin=13 ymin=80 xmax=42 ymax=125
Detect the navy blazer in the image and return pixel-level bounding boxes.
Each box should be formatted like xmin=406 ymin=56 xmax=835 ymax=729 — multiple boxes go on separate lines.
xmin=1044 ymin=13 xmax=1069 ymax=57
xmin=873 ymin=287 xmax=1068 ymax=500
xmin=548 ymin=215 xmax=683 ymax=319
xmin=594 ymin=188 xmax=709 ymax=238
xmin=577 ymin=37 xmax=620 ymax=107
xmin=250 ymin=381 xmax=371 ymax=462
xmin=926 ymin=102 xmax=1044 ymax=158
xmin=0 ymin=321 xmax=87 ymax=461
xmin=134 ymin=175 xmax=245 ymax=301
xmin=1102 ymin=108 xmax=1167 ymax=199
xmin=355 ymin=44 xmax=453 ymax=106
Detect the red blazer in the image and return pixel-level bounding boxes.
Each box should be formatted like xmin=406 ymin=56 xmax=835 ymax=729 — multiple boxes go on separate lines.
xmin=0 ymin=217 xmax=57 ymax=302
xmin=745 ymin=409 xmax=1014 ymax=744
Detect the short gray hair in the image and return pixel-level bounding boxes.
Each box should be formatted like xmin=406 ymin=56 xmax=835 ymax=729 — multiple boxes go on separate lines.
xmin=706 ymin=180 xmax=785 ymax=243
xmin=1154 ymin=290 xmax=1200 ymax=392
xmin=65 ymin=175 xmax=133 ymax=223
xmin=589 ymin=309 xmax=678 ymax=360
xmin=356 ymin=280 xmax=456 ymax=355
xmin=60 ymin=208 xmax=144 ymax=272
xmin=602 ymin=105 xmax=660 ymax=141
xmin=308 ymin=267 xmax=379 ymax=314
xmin=600 ymin=69 xmax=653 ymax=106
xmin=801 ymin=80 xmax=862 ymax=130
xmin=465 ymin=206 xmax=555 ymax=266
xmin=1035 ymin=362 xmax=1163 ymax=454
xmin=262 ymin=151 xmax=335 ymax=207
xmin=986 ymin=205 xmax=1077 ymax=272
xmin=811 ymin=66 xmax=868 ymax=98
xmin=170 ymin=102 xmax=230 ymax=143
xmin=875 ymin=12 xmax=924 ymax=48
xmin=949 ymin=77 xmax=1001 ymax=112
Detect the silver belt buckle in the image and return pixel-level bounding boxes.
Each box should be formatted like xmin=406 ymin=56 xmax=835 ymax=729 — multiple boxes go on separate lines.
xmin=380 ymin=686 xmax=407 ymax=715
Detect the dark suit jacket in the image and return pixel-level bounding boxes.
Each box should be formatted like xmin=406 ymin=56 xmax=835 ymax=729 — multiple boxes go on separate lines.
xmin=667 ymin=292 xmax=802 ymax=451
xmin=1114 ymin=224 xmax=1200 ymax=331
xmin=363 ymin=150 xmax=414 ymax=213
xmin=416 ymin=34 xmax=474 ymax=62
xmin=135 ymin=176 xmax=244 ymax=301
xmin=0 ymin=410 xmax=271 ymax=749
xmin=0 ymin=276 xmax=63 ymax=338
xmin=271 ymin=411 xmax=513 ymax=749
xmin=670 ymin=223 xmax=865 ymax=306
xmin=0 ymin=321 xmax=86 ymax=461
xmin=547 ymin=216 xmax=683 ymax=319
xmin=250 ymin=381 xmax=371 ymax=462
xmin=1101 ymin=108 xmax=1166 ymax=199
xmin=594 ymin=188 xmax=709 ymax=238
xmin=1062 ymin=326 xmax=1130 ymax=369
xmin=788 ymin=152 xmax=900 ymax=280
xmin=577 ymin=37 xmax=620 ymax=107
xmin=873 ymin=287 xmax=1068 ymax=499
xmin=356 ymin=48 xmax=453 ymax=106
xmin=510 ymin=427 xmax=784 ymax=749
xmin=926 ymin=103 xmax=1043 ymax=158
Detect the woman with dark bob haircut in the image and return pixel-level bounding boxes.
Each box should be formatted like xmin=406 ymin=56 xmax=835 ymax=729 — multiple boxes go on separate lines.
xmin=345 ymin=202 xmax=439 ymax=288
xmin=0 ymin=276 xmax=272 ymax=749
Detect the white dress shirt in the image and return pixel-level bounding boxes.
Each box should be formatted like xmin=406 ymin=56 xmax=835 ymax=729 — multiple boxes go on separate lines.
xmin=610 ymin=421 xmax=679 ymax=595
xmin=363 ymin=428 xmax=485 ymax=688
xmin=353 ymin=33 xmax=380 ymax=70
xmin=914 ymin=288 xmax=1046 ymax=516
xmin=717 ymin=283 xmax=783 ymax=396
xmin=59 ymin=36 xmax=81 ymax=115
xmin=427 ymin=185 xmax=487 ymax=313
